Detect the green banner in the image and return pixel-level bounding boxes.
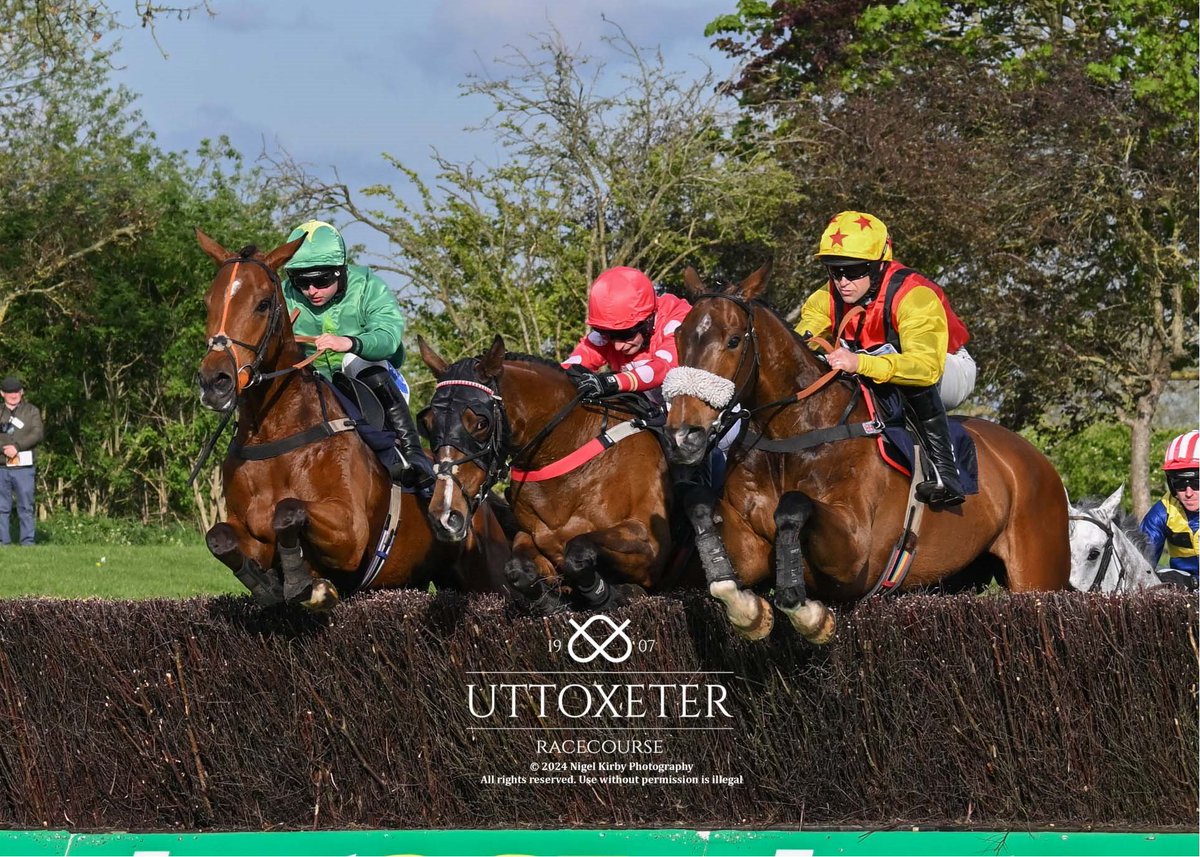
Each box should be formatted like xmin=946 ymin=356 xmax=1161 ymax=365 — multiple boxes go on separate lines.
xmin=0 ymin=828 xmax=1194 ymax=856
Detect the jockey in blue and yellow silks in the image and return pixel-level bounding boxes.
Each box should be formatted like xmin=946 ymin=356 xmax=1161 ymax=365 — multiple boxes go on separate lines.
xmin=1140 ymin=430 xmax=1199 ymax=580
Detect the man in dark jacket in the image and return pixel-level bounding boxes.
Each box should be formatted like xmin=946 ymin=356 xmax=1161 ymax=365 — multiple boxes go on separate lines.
xmin=0 ymin=376 xmax=44 ymax=546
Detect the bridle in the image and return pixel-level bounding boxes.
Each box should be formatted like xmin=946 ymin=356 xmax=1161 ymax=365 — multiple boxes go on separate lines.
xmin=204 ymin=253 xmax=286 ymax=396
xmin=670 ymin=292 xmax=871 ymax=458
xmin=1068 ymin=512 xmax=1122 ymax=593
xmin=428 ymin=373 xmax=513 ymax=517
xmin=427 ymin=360 xmax=595 ymax=516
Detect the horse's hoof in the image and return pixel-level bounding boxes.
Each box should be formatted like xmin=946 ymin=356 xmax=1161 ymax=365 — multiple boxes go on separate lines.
xmin=301 ymin=579 xmax=340 ymax=612
xmin=732 ymin=594 xmax=774 ymax=641
xmin=784 ymin=600 xmax=835 ymax=645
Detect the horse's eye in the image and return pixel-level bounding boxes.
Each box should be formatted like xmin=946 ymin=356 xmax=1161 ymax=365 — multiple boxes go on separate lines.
xmin=1087 ymin=548 xmax=1101 ymax=562
xmin=255 ymin=298 xmax=272 ymax=313
xmin=726 ymin=335 xmax=741 ymax=349
xmin=473 ymin=415 xmax=490 ymax=433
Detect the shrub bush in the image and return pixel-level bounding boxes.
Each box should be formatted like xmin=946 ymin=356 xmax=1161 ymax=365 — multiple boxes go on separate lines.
xmin=32 ymin=513 xmax=199 ymax=546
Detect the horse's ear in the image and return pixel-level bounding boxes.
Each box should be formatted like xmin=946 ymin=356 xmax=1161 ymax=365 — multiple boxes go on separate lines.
xmin=735 ymin=260 xmax=774 ymax=301
xmin=418 ymin=335 xmax=450 ymax=379
xmin=1099 ymin=484 xmax=1125 ymax=520
xmin=196 ymin=228 xmax=230 ymax=265
xmin=264 ymin=235 xmax=306 ymax=272
xmin=480 ymin=334 xmax=506 ymax=379
xmin=682 ymin=266 xmax=706 ymax=298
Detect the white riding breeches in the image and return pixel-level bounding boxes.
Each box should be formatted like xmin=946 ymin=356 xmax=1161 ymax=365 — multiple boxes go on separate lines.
xmin=340 ymin=353 xmax=411 ymax=404
xmin=940 ymin=347 xmax=976 ymax=411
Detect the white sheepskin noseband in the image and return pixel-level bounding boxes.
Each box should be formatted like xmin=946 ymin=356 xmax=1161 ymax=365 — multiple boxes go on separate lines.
xmin=663 ymin=367 xmax=736 ymax=410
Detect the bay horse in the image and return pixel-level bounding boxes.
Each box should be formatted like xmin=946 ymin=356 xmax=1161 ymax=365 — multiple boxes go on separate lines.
xmin=194 ymin=231 xmax=509 ymax=610
xmin=665 ymin=264 xmax=1070 ymax=643
xmin=418 ymin=334 xmax=690 ymax=613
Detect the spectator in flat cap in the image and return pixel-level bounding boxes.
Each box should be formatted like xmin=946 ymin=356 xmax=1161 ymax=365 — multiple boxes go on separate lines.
xmin=0 ymin=377 xmax=44 ymax=546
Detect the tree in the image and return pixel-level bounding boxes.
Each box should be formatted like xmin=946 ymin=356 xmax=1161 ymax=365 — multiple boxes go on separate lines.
xmin=707 ymin=0 xmax=1198 ymax=516
xmin=270 ymin=24 xmax=798 ymax=379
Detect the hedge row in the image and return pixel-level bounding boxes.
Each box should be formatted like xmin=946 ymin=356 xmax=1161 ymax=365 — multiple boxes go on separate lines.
xmin=0 ymin=589 xmax=1192 ymax=831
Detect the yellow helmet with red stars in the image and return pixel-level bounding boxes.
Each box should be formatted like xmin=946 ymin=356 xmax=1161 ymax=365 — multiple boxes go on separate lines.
xmin=815 ymin=211 xmax=893 ymax=262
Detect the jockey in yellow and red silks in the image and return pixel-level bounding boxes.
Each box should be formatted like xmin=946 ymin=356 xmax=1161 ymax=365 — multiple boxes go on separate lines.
xmin=562 ymin=266 xmax=692 ymax=402
xmin=796 ymin=210 xmax=976 ymax=508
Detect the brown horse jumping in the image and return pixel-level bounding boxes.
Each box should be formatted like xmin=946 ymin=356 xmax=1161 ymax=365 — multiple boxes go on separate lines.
xmin=418 ymin=334 xmax=689 ymax=612
xmin=195 ymin=231 xmax=508 ymax=610
xmin=665 ymin=264 xmax=1070 ymax=643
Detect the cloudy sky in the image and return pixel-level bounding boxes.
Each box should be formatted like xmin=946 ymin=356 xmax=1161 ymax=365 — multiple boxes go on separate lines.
xmin=107 ymin=0 xmax=738 ymax=261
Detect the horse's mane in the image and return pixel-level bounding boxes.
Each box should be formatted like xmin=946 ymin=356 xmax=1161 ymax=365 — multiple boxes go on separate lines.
xmin=1073 ymin=496 xmax=1151 ymax=554
xmin=504 ymin=352 xmax=567 ymax=373
xmin=237 ymin=244 xmax=258 ymax=259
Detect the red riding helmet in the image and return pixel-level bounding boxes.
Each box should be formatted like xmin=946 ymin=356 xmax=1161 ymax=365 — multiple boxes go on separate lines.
xmin=1163 ymin=430 xmax=1199 ymax=471
xmin=586 ymin=267 xmax=656 ymax=330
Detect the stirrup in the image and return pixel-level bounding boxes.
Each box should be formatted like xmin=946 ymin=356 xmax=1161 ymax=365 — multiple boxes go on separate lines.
xmin=915 ymin=480 xmax=964 ymax=508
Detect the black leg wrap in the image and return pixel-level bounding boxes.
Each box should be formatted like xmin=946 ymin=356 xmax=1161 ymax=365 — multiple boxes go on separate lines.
xmin=279 ymin=543 xmax=310 ymax=603
xmin=684 ymin=486 xmax=736 ymax=585
xmin=505 ymin=559 xmax=568 ymax=615
xmin=773 ymin=492 xmax=812 ymax=609
xmin=233 ymin=557 xmax=284 ymax=606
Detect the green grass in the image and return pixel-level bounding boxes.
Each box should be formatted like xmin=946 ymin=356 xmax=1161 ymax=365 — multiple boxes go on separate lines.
xmin=0 ymin=544 xmax=243 ymax=600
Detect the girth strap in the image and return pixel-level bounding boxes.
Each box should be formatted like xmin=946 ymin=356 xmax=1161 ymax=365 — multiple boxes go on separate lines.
xmin=751 ymin=419 xmax=881 ymax=454
xmin=230 ymin=418 xmax=356 ymax=460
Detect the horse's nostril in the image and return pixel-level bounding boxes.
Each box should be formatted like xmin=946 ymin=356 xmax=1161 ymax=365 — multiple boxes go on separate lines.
xmin=446 ymin=510 xmax=465 ymax=533
xmin=212 ymin=372 xmax=234 ymax=393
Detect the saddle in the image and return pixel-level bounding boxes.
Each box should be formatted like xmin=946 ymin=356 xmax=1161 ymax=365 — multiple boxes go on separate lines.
xmin=864 ymin=383 xmax=979 ymax=496
xmin=324 ymin=374 xmax=405 ymax=478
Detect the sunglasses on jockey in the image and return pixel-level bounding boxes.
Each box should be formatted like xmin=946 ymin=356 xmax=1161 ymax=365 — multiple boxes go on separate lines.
xmin=288 ymin=266 xmax=343 ymax=291
xmin=824 ymin=260 xmax=874 ymax=282
xmin=595 ymin=315 xmax=655 ymax=343
xmin=1167 ymin=470 xmax=1199 ymax=493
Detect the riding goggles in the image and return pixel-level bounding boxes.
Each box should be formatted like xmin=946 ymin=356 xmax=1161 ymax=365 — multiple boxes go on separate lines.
xmin=288 ymin=267 xmax=342 ymax=290
xmin=1167 ymin=471 xmax=1199 ymax=492
xmin=596 ymin=318 xmax=653 ymax=342
xmin=825 ymin=261 xmax=873 ymax=281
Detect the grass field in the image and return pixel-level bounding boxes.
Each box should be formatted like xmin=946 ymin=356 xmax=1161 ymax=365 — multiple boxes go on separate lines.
xmin=0 ymin=544 xmax=243 ymax=600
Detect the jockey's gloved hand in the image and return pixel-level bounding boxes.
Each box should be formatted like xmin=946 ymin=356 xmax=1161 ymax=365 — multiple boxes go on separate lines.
xmin=567 ymin=366 xmax=620 ymax=399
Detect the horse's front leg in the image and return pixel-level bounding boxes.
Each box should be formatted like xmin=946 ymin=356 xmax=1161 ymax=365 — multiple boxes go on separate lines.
xmin=205 ymin=516 xmax=282 ymax=605
xmin=685 ymin=485 xmax=773 ymax=640
xmin=772 ymin=491 xmax=834 ymax=644
xmin=505 ymin=531 xmax=569 ymax=615
xmin=560 ymin=520 xmax=662 ymax=611
xmin=273 ymin=497 xmax=357 ymax=612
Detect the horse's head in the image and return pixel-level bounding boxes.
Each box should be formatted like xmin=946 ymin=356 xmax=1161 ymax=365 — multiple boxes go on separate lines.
xmin=664 ymin=262 xmax=774 ymax=465
xmin=196 ymin=229 xmax=305 ymax=412
xmin=1068 ymin=484 xmax=1158 ymax=592
xmin=418 ymin=334 xmax=511 ymax=543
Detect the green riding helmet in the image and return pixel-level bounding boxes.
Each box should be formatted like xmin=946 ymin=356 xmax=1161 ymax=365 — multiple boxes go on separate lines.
xmin=286 ymin=220 xmax=347 ymax=271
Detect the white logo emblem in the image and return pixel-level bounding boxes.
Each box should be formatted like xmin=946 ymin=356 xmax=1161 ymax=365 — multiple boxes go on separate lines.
xmin=566 ymin=615 xmax=633 ymax=664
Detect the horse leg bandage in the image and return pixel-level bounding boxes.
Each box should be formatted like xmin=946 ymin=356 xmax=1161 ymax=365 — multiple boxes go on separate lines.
xmin=233 ymin=557 xmax=283 ymax=606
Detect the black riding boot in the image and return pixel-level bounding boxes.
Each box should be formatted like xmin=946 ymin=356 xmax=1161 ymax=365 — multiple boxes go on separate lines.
xmin=360 ymin=367 xmax=433 ymax=490
xmin=902 ymin=385 xmax=965 ymax=508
